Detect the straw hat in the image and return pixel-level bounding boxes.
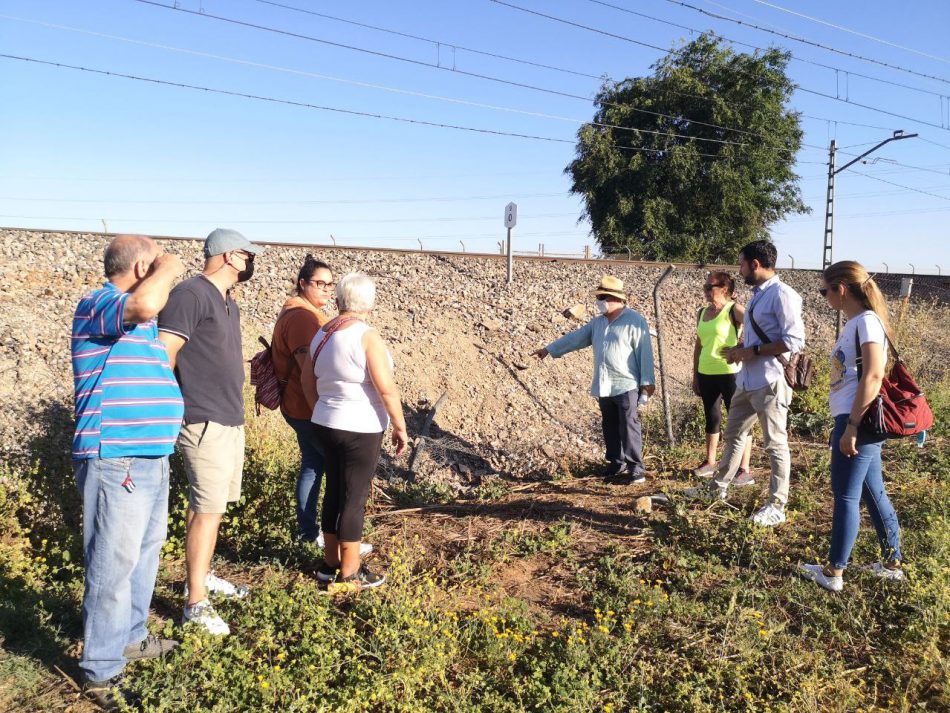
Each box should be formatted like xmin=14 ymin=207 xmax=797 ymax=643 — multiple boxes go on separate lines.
xmin=593 ymin=275 xmax=627 ymax=300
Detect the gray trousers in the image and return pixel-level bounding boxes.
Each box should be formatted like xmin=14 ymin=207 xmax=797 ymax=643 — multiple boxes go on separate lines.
xmin=714 ymin=379 xmax=793 ymax=507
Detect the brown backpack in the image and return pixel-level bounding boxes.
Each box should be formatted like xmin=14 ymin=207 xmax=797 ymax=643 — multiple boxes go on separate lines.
xmin=747 ymin=301 xmax=814 ymax=392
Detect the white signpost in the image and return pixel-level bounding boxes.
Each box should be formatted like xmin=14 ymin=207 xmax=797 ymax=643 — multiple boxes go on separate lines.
xmin=504 ymin=202 xmax=517 ymax=284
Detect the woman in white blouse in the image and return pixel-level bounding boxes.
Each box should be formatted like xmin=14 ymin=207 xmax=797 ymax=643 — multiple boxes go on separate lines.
xmin=305 ymin=272 xmax=408 ymax=590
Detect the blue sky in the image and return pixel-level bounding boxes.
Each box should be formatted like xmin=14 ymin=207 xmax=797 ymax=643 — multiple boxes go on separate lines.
xmin=2 ymin=0 xmax=949 ymax=272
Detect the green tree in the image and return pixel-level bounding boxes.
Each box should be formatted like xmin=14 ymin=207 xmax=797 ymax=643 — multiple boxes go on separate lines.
xmin=566 ymin=33 xmax=809 ymax=262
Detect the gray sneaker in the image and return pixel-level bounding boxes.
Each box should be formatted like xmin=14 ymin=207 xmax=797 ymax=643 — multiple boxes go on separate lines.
xmin=123 ymin=634 xmax=179 ymax=661
xmin=692 ymin=462 xmax=717 ymax=478
xmin=867 ymin=562 xmax=905 ymax=581
xmin=732 ymin=469 xmax=755 ymax=487
xmin=684 ymin=482 xmax=728 ymax=501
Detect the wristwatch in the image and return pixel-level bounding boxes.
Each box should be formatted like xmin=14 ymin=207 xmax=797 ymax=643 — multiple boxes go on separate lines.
xmin=753 ymin=344 xmax=761 ymax=356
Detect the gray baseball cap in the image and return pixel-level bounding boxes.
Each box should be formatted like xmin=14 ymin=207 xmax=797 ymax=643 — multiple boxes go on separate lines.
xmin=203 ymin=228 xmax=266 ymax=258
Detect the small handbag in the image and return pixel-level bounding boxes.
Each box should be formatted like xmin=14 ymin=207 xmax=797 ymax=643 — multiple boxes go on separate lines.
xmin=854 ymin=325 xmax=934 ymax=438
xmin=747 ymin=301 xmax=814 ymax=392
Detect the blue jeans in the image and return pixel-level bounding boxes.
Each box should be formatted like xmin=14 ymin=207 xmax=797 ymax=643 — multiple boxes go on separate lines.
xmin=283 ymin=415 xmax=326 ymax=541
xmin=828 ymin=415 xmax=902 ymax=569
xmin=75 ymin=455 xmax=169 ymax=683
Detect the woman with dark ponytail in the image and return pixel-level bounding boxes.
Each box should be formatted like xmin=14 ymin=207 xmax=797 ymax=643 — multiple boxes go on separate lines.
xmin=800 ymin=260 xmax=904 ymax=592
xmin=270 ymin=255 xmax=368 ymax=557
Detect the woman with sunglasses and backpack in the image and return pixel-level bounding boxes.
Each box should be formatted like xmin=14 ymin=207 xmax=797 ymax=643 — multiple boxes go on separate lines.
xmin=799 ymin=260 xmax=904 ymax=592
xmin=691 ymin=271 xmax=754 ymax=484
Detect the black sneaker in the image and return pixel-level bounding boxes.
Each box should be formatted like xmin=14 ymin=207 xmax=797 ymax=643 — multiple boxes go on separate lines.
xmin=329 ymin=564 xmax=386 ymax=592
xmin=84 ymin=675 xmax=138 ymax=712
xmin=123 ymin=634 xmax=179 ymax=661
xmin=603 ymin=462 xmax=625 ymax=480
xmin=606 ymin=470 xmax=646 ymax=485
xmin=315 ymin=561 xmax=338 ymax=584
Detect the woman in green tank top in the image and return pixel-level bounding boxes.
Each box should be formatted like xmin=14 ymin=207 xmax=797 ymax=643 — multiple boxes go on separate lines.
xmin=691 ymin=272 xmax=754 ymax=482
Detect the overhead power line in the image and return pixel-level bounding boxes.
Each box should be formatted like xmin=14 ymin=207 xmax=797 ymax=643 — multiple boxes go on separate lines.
xmin=748 ymin=0 xmax=950 ymax=66
xmin=16 ymin=4 xmax=895 ymax=141
xmin=795 ymin=86 xmax=950 ymax=132
xmin=593 ymin=0 xmax=948 ymax=100
xmin=492 ymin=0 xmax=950 ymax=133
xmin=663 ymin=0 xmax=950 ymax=87
xmin=253 ymin=0 xmax=602 ymax=80
xmin=0 ymin=54 xmax=571 ymax=144
xmin=0 ymin=192 xmax=568 ymax=205
xmin=0 ymin=14 xmax=750 ymax=149
xmin=920 ymin=137 xmax=950 ymax=152
xmin=800 ymin=115 xmax=895 ymax=131
xmin=242 ymin=0 xmax=882 ymax=153
xmin=1 ymin=53 xmax=733 ymax=159
xmin=858 ymin=160 xmax=950 ymax=177
xmin=0 ymin=212 xmax=580 ymax=225
xmin=135 ymin=0 xmax=796 ymax=150
xmin=851 ymin=170 xmax=950 ymax=202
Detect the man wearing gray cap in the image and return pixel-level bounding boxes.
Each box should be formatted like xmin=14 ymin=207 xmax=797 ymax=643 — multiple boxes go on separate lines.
xmin=159 ymin=228 xmax=264 ymax=635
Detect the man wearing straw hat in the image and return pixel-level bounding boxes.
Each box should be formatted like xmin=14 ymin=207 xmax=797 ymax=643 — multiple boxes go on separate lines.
xmin=532 ymin=276 xmax=656 ymax=484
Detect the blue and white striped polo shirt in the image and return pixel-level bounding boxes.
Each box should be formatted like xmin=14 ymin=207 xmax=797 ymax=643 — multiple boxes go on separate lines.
xmin=71 ymin=282 xmax=184 ymax=459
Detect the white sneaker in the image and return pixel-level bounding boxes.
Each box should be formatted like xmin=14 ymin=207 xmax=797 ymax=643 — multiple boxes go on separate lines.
xmin=867 ymin=562 xmax=905 ymax=581
xmin=316 ymin=534 xmax=373 ymax=557
xmin=183 ymin=599 xmax=230 ymax=635
xmin=751 ymin=503 xmax=786 ymax=527
xmin=799 ymin=563 xmax=843 ymax=592
xmin=184 ymin=571 xmax=249 ymax=600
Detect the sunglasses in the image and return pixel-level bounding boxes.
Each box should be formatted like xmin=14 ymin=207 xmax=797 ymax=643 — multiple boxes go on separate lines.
xmin=818 ymin=287 xmax=828 ymax=297
xmin=703 ymin=284 xmax=724 ymax=291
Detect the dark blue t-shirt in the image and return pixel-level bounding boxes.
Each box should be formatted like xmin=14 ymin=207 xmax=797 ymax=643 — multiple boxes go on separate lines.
xmin=158 ymin=275 xmax=244 ymax=426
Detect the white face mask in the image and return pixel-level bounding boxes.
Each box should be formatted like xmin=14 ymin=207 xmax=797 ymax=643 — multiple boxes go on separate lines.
xmin=595 ymin=299 xmax=610 ymax=315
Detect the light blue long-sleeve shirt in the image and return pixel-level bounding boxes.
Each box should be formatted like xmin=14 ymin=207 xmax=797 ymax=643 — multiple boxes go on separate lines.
xmin=741 ymin=275 xmax=806 ymax=391
xmin=546 ymin=307 xmax=656 ymax=398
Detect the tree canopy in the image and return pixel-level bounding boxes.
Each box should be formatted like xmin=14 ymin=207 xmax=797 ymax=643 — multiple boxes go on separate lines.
xmin=566 ymin=34 xmax=809 ymax=263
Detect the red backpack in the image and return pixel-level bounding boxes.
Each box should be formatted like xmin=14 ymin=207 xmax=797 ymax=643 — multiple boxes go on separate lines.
xmin=855 ymin=327 xmax=934 ymax=438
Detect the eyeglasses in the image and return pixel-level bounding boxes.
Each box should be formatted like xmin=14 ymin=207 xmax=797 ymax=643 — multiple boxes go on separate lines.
xmin=818 ymin=287 xmax=829 ymax=297
xmin=307 ymin=280 xmax=335 ymax=290
xmin=235 ymin=251 xmax=254 ymax=263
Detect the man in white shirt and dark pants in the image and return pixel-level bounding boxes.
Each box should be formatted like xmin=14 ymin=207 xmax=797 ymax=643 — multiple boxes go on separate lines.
xmin=687 ymin=240 xmax=805 ymax=527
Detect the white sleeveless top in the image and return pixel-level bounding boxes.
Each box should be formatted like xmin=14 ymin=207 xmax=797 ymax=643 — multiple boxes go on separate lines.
xmin=309 ymin=321 xmax=393 ymax=433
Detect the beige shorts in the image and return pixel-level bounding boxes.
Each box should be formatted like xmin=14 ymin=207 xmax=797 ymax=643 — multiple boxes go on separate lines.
xmin=178 ymin=421 xmax=245 ymax=514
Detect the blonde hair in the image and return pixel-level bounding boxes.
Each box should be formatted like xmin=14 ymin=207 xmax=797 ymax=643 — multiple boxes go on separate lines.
xmin=823 ymin=260 xmax=892 ymax=341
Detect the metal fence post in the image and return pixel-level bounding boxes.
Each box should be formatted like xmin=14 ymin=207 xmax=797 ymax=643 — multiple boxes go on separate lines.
xmin=652 ymin=265 xmax=676 ymax=445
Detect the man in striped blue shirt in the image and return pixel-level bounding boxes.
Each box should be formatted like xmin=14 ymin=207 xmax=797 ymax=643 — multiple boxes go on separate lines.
xmin=71 ymin=235 xmax=184 ymax=710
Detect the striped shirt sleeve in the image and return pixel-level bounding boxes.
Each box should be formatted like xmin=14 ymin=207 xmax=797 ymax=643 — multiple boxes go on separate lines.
xmin=86 ymin=289 xmax=131 ymax=339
